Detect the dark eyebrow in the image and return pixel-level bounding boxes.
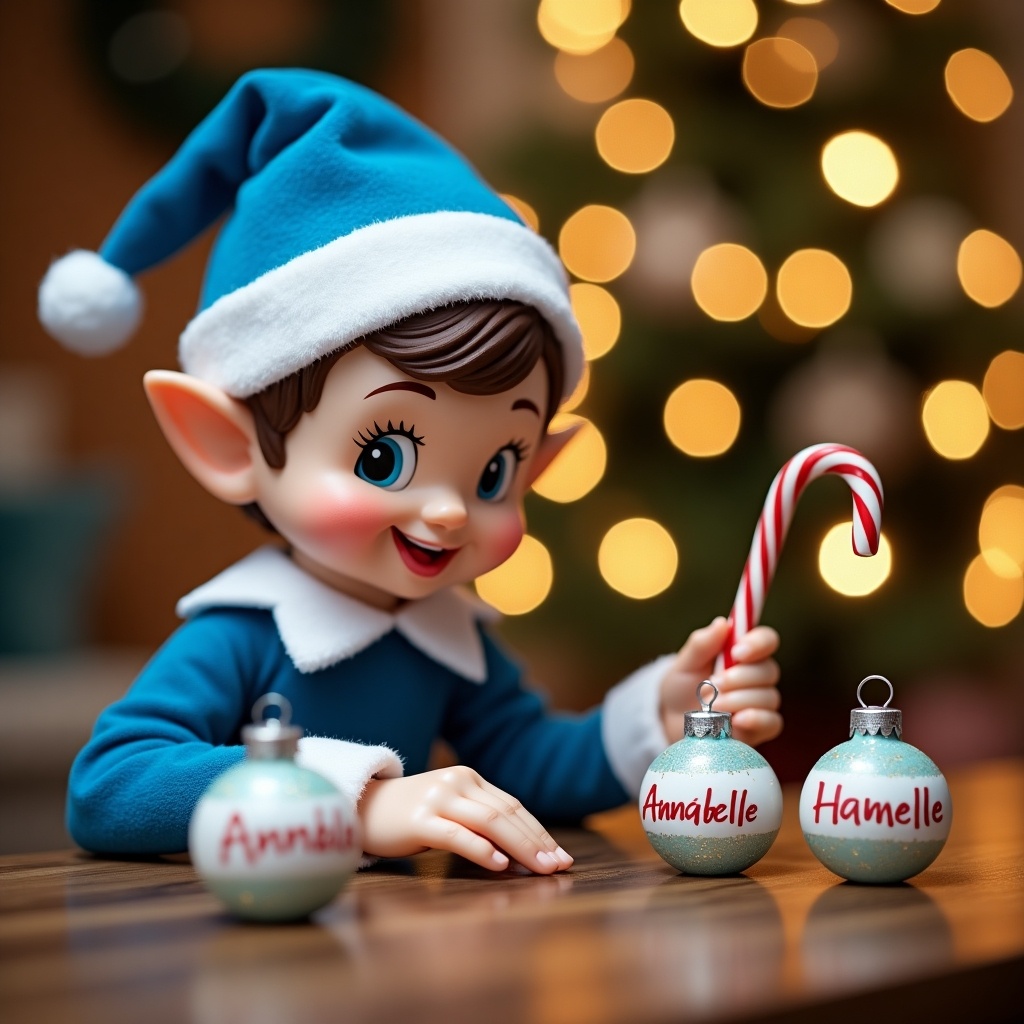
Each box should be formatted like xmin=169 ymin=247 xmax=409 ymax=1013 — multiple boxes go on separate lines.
xmin=364 ymin=381 xmax=436 ymax=401
xmin=512 ymin=398 xmax=540 ymax=416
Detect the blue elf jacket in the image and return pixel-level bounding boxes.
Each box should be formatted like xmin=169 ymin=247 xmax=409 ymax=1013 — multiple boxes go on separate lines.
xmin=67 ymin=547 xmax=673 ymax=856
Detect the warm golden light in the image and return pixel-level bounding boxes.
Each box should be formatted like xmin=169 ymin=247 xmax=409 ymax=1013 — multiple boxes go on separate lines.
xmin=475 ymin=534 xmax=553 ymax=615
xmin=742 ymin=37 xmax=818 ymax=109
xmin=778 ymin=17 xmax=838 ymax=68
xmin=821 ymin=131 xmax=899 ymax=208
xmin=921 ymin=380 xmax=990 ymax=460
xmin=980 ymin=488 xmax=1024 ymax=573
xmin=963 ymin=553 xmax=1023 ymax=628
xmin=537 ymin=0 xmax=630 ymax=55
xmin=776 ymin=249 xmax=852 ymax=328
xmin=532 ymin=413 xmax=607 ymax=503
xmin=499 ymin=193 xmax=539 ymax=232
xmin=945 ymin=48 xmax=1014 ymax=123
xmin=570 ymin=283 xmax=621 ymax=360
xmin=957 ymin=229 xmax=1022 ymax=308
xmin=691 ymin=243 xmax=768 ymax=321
xmin=599 ymin=518 xmax=678 ymax=599
xmin=819 ymin=525 xmax=892 ymax=597
xmin=561 ymin=360 xmax=590 ymax=413
xmin=885 ymin=0 xmax=942 ymax=13
xmin=663 ymin=379 xmax=741 ymax=457
xmin=554 ymin=37 xmax=634 ymax=103
xmin=983 ymin=351 xmax=1024 ymax=430
xmin=678 ymin=0 xmax=757 ymax=48
xmin=596 ymin=98 xmax=675 ymax=174
xmin=559 ymin=205 xmax=636 ymax=282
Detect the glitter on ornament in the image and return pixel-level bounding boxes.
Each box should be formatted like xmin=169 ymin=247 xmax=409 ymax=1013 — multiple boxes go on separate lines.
xmin=640 ymin=681 xmax=783 ymax=875
xmin=799 ymin=675 xmax=952 ymax=884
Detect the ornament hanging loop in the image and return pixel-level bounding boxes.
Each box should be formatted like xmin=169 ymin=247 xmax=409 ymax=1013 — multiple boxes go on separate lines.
xmin=251 ymin=692 xmax=293 ymax=728
xmin=698 ymin=680 xmax=719 ymax=713
xmin=856 ymin=674 xmax=894 ymax=709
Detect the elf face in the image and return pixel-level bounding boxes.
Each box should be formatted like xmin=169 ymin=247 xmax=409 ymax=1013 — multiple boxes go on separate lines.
xmin=251 ymin=346 xmax=550 ymax=610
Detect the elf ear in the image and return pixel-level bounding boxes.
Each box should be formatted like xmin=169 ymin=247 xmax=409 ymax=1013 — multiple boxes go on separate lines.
xmin=524 ymin=419 xmax=583 ymax=488
xmin=143 ymin=370 xmax=259 ymax=505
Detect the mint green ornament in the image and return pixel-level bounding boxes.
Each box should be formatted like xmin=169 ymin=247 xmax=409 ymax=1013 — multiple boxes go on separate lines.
xmin=189 ymin=694 xmax=360 ymax=921
xmin=799 ymin=675 xmax=952 ymax=884
xmin=640 ymin=682 xmax=783 ymax=875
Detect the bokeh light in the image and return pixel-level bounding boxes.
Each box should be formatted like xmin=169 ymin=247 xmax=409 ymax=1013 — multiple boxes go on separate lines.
xmin=570 ymin=283 xmax=621 ymax=359
xmin=963 ymin=553 xmax=1023 ymax=628
xmin=944 ymin=48 xmax=1014 ymax=123
xmin=980 ymin=487 xmax=1024 ymax=573
xmin=742 ymin=37 xmax=818 ymax=109
xmin=554 ymin=37 xmax=634 ymax=103
xmin=561 ymin=361 xmax=590 ymax=412
xmin=598 ymin=518 xmax=678 ymax=598
xmin=921 ymin=380 xmax=990 ymax=459
xmin=983 ymin=351 xmax=1024 ymax=430
xmin=678 ymin=0 xmax=757 ymax=49
xmin=776 ymin=249 xmax=852 ymax=328
xmin=531 ymin=413 xmax=607 ymax=502
xmin=818 ymin=524 xmax=892 ymax=597
xmin=537 ymin=0 xmax=630 ymax=55
xmin=559 ymin=205 xmax=636 ymax=282
xmin=499 ymin=193 xmax=539 ymax=232
xmin=885 ymin=0 xmax=942 ymax=13
xmin=663 ymin=379 xmax=742 ymax=457
xmin=691 ymin=243 xmax=768 ymax=321
xmin=957 ymin=229 xmax=1022 ymax=308
xmin=475 ymin=534 xmax=553 ymax=615
xmin=596 ymin=98 xmax=675 ymax=174
xmin=821 ymin=131 xmax=899 ymax=207
xmin=778 ymin=17 xmax=838 ymax=69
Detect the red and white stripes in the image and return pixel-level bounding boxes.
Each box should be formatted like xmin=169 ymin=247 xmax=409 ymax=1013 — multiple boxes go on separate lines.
xmin=716 ymin=443 xmax=884 ymax=673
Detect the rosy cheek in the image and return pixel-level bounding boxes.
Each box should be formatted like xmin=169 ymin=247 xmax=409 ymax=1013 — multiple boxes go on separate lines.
xmin=296 ymin=484 xmax=395 ymax=544
xmin=482 ymin=512 xmax=525 ymax=567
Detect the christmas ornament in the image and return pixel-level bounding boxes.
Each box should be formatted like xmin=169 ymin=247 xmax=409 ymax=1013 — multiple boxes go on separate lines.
xmin=799 ymin=675 xmax=952 ymax=884
xmin=640 ymin=681 xmax=783 ymax=875
xmin=715 ymin=442 xmax=884 ymax=673
xmin=189 ymin=693 xmax=361 ymax=920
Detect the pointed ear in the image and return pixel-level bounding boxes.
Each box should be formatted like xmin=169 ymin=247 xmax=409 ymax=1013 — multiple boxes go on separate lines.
xmin=525 ymin=419 xmax=583 ymax=488
xmin=143 ymin=370 xmax=260 ymax=505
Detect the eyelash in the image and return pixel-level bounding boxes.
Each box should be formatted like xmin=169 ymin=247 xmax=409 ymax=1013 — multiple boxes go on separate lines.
xmin=354 ymin=420 xmax=425 ymax=449
xmin=505 ymin=439 xmax=530 ymax=462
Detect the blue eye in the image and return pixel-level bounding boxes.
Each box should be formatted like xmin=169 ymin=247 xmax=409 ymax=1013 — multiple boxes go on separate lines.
xmin=478 ymin=448 xmax=518 ymax=502
xmin=355 ymin=433 xmax=417 ymax=490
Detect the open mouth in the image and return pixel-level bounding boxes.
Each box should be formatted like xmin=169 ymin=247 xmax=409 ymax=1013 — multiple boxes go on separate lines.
xmin=391 ymin=528 xmax=460 ymax=577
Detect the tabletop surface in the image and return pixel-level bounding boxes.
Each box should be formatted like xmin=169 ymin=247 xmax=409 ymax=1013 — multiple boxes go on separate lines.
xmin=1 ymin=759 xmax=1022 ymax=1024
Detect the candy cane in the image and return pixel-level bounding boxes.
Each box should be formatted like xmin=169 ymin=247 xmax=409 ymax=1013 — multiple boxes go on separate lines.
xmin=716 ymin=443 xmax=884 ymax=673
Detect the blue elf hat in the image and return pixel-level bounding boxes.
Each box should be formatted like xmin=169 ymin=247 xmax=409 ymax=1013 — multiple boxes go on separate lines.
xmin=38 ymin=68 xmax=582 ymax=399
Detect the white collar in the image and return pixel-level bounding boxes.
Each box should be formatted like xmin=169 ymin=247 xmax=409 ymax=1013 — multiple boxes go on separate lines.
xmin=176 ymin=546 xmax=497 ymax=681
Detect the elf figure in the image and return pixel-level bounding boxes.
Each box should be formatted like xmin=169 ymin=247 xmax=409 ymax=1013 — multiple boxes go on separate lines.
xmin=39 ymin=69 xmax=781 ymax=873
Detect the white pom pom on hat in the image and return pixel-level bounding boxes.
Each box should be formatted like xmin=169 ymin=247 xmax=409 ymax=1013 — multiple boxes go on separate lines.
xmin=38 ymin=249 xmax=143 ymax=356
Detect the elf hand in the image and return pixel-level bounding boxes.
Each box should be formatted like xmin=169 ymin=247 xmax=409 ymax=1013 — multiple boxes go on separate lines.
xmin=358 ymin=767 xmax=574 ymax=874
xmin=659 ymin=617 xmax=782 ymax=747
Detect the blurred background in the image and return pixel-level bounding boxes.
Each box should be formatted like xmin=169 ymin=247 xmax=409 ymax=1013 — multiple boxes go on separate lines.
xmin=1 ymin=0 xmax=1021 ymax=853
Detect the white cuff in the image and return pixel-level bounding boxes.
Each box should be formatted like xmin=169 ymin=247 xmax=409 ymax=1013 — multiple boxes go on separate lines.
xmin=296 ymin=737 xmax=404 ymax=869
xmin=601 ymin=654 xmax=674 ymax=799
xmin=296 ymin=736 xmax=404 ymax=808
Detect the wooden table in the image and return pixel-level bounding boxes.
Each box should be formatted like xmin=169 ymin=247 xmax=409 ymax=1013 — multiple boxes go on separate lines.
xmin=1 ymin=760 xmax=1021 ymax=1023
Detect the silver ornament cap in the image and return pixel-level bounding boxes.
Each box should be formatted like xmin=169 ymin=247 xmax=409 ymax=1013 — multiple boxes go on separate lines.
xmin=849 ymin=674 xmax=902 ymax=739
xmin=242 ymin=692 xmax=303 ymax=759
xmin=683 ymin=680 xmax=733 ymax=739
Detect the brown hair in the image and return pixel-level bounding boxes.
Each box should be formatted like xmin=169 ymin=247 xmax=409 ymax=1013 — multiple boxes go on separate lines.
xmin=246 ymin=300 xmax=562 ymax=470
xmin=241 ymin=300 xmax=562 ymax=530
